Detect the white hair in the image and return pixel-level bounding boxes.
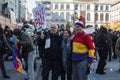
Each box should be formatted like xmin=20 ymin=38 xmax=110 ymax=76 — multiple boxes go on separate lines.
xmin=50 ymin=24 xmax=58 ymax=29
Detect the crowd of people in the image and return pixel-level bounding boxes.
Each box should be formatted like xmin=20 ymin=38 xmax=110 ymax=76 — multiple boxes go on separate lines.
xmin=0 ymin=20 xmax=120 ymax=80
xmin=37 ymin=21 xmax=120 ymax=80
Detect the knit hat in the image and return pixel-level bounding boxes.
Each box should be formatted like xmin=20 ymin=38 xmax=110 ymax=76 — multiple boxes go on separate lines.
xmin=75 ymin=21 xmax=84 ymax=28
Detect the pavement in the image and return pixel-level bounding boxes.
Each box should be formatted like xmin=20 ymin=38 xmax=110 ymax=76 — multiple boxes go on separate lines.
xmin=0 ymin=58 xmax=41 ymax=80
xmin=1 ymin=57 xmax=120 ymax=80
xmin=88 ymin=58 xmax=120 ymax=80
xmin=37 ymin=58 xmax=120 ymax=80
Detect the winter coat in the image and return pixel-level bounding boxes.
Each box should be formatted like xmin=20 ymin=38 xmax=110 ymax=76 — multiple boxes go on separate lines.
xmin=39 ymin=31 xmax=62 ymax=61
xmin=115 ymin=37 xmax=120 ymax=57
xmin=18 ymin=32 xmax=35 ymax=56
xmin=61 ymin=37 xmax=71 ymax=69
xmin=0 ymin=34 xmax=12 ymax=54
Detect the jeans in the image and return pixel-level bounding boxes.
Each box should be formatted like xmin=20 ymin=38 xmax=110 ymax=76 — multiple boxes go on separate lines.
xmin=72 ymin=59 xmax=88 ymax=80
xmin=28 ymin=50 xmax=36 ymax=80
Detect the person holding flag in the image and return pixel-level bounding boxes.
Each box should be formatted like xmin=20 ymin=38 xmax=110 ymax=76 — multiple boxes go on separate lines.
xmin=13 ymin=28 xmax=36 ymax=80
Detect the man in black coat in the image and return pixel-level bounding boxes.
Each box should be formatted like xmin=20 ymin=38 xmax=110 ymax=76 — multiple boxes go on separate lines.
xmin=39 ymin=24 xmax=62 ymax=80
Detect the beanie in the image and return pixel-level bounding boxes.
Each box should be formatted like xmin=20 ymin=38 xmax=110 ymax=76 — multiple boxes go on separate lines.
xmin=75 ymin=21 xmax=84 ymax=28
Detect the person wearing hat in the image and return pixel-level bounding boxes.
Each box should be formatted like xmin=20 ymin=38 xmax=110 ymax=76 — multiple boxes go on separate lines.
xmin=72 ymin=21 xmax=95 ymax=80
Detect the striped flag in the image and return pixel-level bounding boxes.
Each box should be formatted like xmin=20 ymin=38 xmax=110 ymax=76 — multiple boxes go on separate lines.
xmin=12 ymin=42 xmax=27 ymax=75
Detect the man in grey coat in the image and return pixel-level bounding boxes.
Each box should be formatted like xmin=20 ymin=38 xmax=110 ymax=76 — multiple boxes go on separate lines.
xmin=13 ymin=28 xmax=36 ymax=80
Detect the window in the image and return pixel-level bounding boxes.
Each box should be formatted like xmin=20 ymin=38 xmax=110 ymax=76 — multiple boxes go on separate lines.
xmin=55 ymin=4 xmax=58 ymax=9
xmin=60 ymin=12 xmax=64 ymax=21
xmin=45 ymin=4 xmax=51 ymax=10
xmin=66 ymin=4 xmax=70 ymax=9
xmin=74 ymin=4 xmax=78 ymax=10
xmin=80 ymin=4 xmax=86 ymax=11
xmin=87 ymin=5 xmax=90 ymax=10
xmin=106 ymin=5 xmax=109 ymax=10
xmin=95 ymin=5 xmax=98 ymax=10
xmin=51 ymin=12 xmax=54 ymax=21
xmin=87 ymin=13 xmax=90 ymax=21
xmin=105 ymin=13 xmax=109 ymax=21
xmin=95 ymin=13 xmax=98 ymax=21
xmin=66 ymin=12 xmax=70 ymax=21
xmin=100 ymin=5 xmax=103 ymax=10
xmin=55 ymin=12 xmax=59 ymax=21
xmin=100 ymin=13 xmax=104 ymax=21
xmin=61 ymin=4 xmax=64 ymax=9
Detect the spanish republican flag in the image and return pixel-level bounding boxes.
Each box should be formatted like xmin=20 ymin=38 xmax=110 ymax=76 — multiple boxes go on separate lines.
xmin=12 ymin=42 xmax=26 ymax=75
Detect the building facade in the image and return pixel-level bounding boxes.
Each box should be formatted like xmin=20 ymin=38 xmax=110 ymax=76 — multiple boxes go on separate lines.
xmin=0 ymin=0 xmax=16 ymax=29
xmin=35 ymin=0 xmax=113 ymax=28
xmin=52 ymin=0 xmax=113 ymax=28
xmin=0 ymin=0 xmax=3 ymax=15
xmin=17 ymin=0 xmax=28 ymax=22
xmin=0 ymin=0 xmax=29 ymax=29
xmin=51 ymin=0 xmax=74 ymax=28
xmin=111 ymin=1 xmax=120 ymax=23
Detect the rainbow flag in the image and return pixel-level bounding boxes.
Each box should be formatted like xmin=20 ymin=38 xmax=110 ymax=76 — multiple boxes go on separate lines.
xmin=12 ymin=42 xmax=27 ymax=75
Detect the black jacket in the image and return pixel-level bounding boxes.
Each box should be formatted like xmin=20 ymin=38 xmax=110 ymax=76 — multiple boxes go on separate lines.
xmin=39 ymin=32 xmax=62 ymax=61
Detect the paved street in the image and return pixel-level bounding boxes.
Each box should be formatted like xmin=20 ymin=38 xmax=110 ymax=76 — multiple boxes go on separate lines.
xmin=88 ymin=59 xmax=120 ymax=80
xmin=0 ymin=58 xmax=41 ymax=80
xmin=1 ymin=58 xmax=120 ymax=80
xmin=0 ymin=61 xmax=26 ymax=80
xmin=37 ymin=59 xmax=120 ymax=80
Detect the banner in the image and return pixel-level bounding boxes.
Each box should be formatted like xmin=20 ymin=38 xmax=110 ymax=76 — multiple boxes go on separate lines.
xmin=83 ymin=27 xmax=95 ymax=34
xmin=32 ymin=4 xmax=46 ymax=32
